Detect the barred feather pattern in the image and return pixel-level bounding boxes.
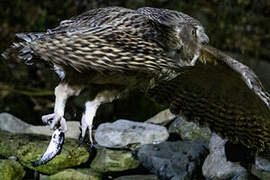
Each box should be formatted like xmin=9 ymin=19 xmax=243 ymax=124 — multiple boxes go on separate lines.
xmin=136 ymin=7 xmax=202 ymax=27
xmin=29 ymin=29 xmax=188 ymax=76
xmin=149 ymin=45 xmax=270 ymax=153
xmin=8 ymin=7 xmax=207 ymax=67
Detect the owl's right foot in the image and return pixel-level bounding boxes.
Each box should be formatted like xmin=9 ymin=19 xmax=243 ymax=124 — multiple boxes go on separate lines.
xmin=42 ymin=113 xmax=67 ymax=132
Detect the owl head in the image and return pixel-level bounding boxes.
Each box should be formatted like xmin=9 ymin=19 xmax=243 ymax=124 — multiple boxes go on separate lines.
xmin=176 ymin=23 xmax=209 ymax=47
xmin=172 ymin=23 xmax=209 ymax=65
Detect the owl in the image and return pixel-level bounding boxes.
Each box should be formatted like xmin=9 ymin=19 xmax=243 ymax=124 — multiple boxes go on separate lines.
xmin=4 ymin=7 xmax=209 ymax=144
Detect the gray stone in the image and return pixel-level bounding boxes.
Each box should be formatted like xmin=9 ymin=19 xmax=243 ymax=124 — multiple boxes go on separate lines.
xmin=49 ymin=168 xmax=102 ymax=180
xmin=250 ymin=156 xmax=270 ymax=180
xmin=91 ymin=148 xmax=139 ymax=173
xmin=0 ymin=159 xmax=25 ymax=180
xmin=114 ymin=175 xmax=159 ymax=180
xmin=0 ymin=112 xmax=80 ymax=139
xmin=251 ymin=164 xmax=270 ymax=180
xmin=169 ymin=115 xmax=211 ymax=142
xmin=202 ymin=134 xmax=247 ymax=180
xmin=95 ymin=119 xmax=169 ymax=149
xmin=137 ymin=140 xmax=208 ymax=180
xmin=40 ymin=174 xmax=50 ymax=180
xmin=255 ymin=156 xmax=270 ymax=171
xmin=146 ymin=109 xmax=176 ymax=125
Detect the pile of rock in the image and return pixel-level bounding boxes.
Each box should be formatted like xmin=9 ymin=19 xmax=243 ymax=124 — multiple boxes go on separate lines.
xmin=0 ymin=112 xmax=269 ymax=180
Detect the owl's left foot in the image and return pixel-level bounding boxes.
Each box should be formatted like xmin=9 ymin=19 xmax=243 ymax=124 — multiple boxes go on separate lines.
xmin=79 ymin=103 xmax=96 ymax=147
xmin=79 ymin=90 xmax=121 ymax=147
xmin=79 ymin=123 xmax=95 ymax=146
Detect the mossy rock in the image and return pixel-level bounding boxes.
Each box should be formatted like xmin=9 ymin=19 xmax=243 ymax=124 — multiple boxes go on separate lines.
xmin=91 ymin=148 xmax=139 ymax=173
xmin=0 ymin=159 xmax=25 ymax=180
xmin=0 ymin=130 xmax=33 ymax=158
xmin=17 ymin=138 xmax=90 ymax=174
xmin=0 ymin=130 xmax=90 ymax=175
xmin=49 ymin=168 xmax=102 ymax=180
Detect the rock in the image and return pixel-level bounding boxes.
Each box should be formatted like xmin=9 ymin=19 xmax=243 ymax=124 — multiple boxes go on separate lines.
xmin=250 ymin=156 xmax=270 ymax=180
xmin=146 ymin=109 xmax=176 ymax=125
xmin=255 ymin=156 xmax=270 ymax=171
xmin=0 ymin=130 xmax=89 ymax=174
xmin=0 ymin=159 xmax=25 ymax=180
xmin=17 ymin=138 xmax=89 ymax=174
xmin=40 ymin=174 xmax=49 ymax=180
xmin=95 ymin=119 xmax=169 ymax=149
xmin=49 ymin=168 xmax=102 ymax=180
xmin=0 ymin=113 xmax=29 ymax=133
xmin=168 ymin=115 xmax=211 ymax=142
xmin=91 ymin=148 xmax=139 ymax=173
xmin=0 ymin=112 xmax=80 ymax=139
xmin=0 ymin=130 xmax=30 ymax=158
xmin=202 ymin=134 xmax=247 ymax=180
xmin=251 ymin=165 xmax=270 ymax=180
xmin=114 ymin=175 xmax=159 ymax=180
xmin=137 ymin=140 xmax=208 ymax=180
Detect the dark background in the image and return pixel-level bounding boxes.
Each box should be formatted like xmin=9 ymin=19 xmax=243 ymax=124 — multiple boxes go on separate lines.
xmin=0 ymin=0 xmax=269 ymax=125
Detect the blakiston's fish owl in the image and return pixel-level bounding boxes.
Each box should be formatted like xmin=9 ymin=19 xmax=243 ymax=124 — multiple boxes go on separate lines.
xmin=4 ymin=7 xmax=209 ymax=144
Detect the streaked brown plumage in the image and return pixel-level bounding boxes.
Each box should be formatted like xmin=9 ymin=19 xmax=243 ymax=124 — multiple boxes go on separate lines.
xmin=5 ymin=7 xmax=208 ymax=144
xmin=6 ymin=6 xmax=270 ymax=157
xmin=3 ymin=7 xmax=270 ymax=156
xmin=149 ymin=45 xmax=270 ymax=155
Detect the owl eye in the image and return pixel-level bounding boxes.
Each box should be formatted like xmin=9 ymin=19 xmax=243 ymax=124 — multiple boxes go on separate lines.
xmin=192 ymin=29 xmax=196 ymax=37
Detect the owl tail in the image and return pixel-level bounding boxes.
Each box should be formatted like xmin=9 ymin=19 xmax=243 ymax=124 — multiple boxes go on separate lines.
xmin=1 ymin=32 xmax=45 ymax=65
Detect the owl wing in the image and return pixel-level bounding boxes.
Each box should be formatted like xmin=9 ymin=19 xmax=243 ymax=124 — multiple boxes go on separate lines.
xmin=149 ymin=45 xmax=270 ymax=151
xmin=49 ymin=7 xmax=181 ymax=50
xmin=14 ymin=7 xmax=177 ymax=51
xmin=48 ymin=7 xmax=136 ymax=34
xmin=28 ymin=26 xmax=178 ymax=74
xmin=15 ymin=7 xmax=139 ymax=42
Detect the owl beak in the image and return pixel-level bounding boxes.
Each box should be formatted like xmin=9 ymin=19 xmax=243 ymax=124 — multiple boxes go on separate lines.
xmin=198 ymin=32 xmax=209 ymax=45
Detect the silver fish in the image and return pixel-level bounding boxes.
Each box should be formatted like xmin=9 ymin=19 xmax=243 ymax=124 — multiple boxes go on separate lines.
xmin=32 ymin=128 xmax=64 ymax=167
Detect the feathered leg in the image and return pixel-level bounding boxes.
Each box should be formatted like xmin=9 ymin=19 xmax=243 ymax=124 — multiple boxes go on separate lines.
xmin=80 ymin=90 xmax=121 ymax=145
xmin=42 ymin=83 xmax=82 ymax=131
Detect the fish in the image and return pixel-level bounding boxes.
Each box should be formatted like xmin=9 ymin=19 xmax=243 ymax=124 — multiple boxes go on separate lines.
xmin=32 ymin=128 xmax=65 ymax=167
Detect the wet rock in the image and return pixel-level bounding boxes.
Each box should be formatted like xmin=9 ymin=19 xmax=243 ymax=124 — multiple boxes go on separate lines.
xmin=17 ymin=138 xmax=89 ymax=174
xmin=146 ymin=109 xmax=176 ymax=125
xmin=0 ymin=130 xmax=31 ymax=158
xmin=251 ymin=165 xmax=270 ymax=180
xmin=0 ymin=130 xmax=89 ymax=174
xmin=202 ymin=134 xmax=247 ymax=180
xmin=168 ymin=115 xmax=211 ymax=142
xmin=137 ymin=140 xmax=208 ymax=180
xmin=0 ymin=112 xmax=80 ymax=139
xmin=114 ymin=174 xmax=159 ymax=180
xmin=255 ymin=156 xmax=270 ymax=171
xmin=39 ymin=174 xmax=49 ymax=180
xmin=95 ymin=120 xmax=169 ymax=149
xmin=91 ymin=148 xmax=139 ymax=173
xmin=0 ymin=159 xmax=25 ymax=180
xmin=49 ymin=168 xmax=102 ymax=180
xmin=250 ymin=156 xmax=270 ymax=180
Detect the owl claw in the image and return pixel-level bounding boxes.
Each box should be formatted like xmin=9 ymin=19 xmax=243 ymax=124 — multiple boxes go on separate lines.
xmin=41 ymin=113 xmax=67 ymax=132
xmin=80 ymin=123 xmax=95 ymax=146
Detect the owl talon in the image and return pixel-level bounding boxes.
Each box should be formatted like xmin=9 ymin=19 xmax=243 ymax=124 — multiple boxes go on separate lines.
xmin=41 ymin=113 xmax=67 ymax=132
xmin=80 ymin=123 xmax=94 ymax=146
xmin=42 ymin=113 xmax=55 ymax=125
